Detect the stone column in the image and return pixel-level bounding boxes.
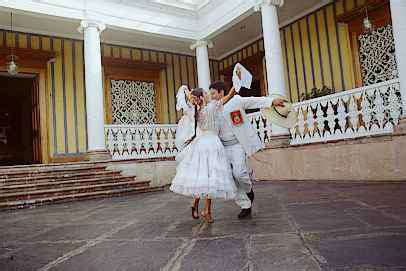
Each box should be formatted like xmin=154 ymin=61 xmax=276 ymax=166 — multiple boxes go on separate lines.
xmin=255 ymin=0 xmax=289 ymax=145
xmin=78 ymin=20 xmax=110 ymax=160
xmin=390 ymin=0 xmax=406 ymax=128
xmin=190 ymin=40 xmax=213 ymax=91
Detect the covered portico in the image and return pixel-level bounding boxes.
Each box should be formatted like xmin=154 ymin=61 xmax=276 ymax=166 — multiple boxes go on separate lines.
xmin=0 ymin=0 xmax=295 ymax=163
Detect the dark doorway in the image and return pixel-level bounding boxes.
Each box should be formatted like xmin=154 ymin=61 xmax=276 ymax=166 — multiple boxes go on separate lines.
xmin=0 ymin=75 xmax=39 ymax=166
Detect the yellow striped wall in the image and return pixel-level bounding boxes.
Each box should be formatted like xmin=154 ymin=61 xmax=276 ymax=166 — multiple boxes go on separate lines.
xmin=0 ymin=30 xmax=221 ymax=158
xmin=101 ymin=43 xmax=220 ymax=123
xmin=219 ymin=39 xmax=265 ymax=72
xmin=219 ymin=0 xmax=358 ymax=102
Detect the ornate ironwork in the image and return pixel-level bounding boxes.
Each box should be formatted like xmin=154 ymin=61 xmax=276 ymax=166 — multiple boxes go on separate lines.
xmin=110 ymin=79 xmax=157 ymax=125
xmin=359 ymin=25 xmax=398 ymax=86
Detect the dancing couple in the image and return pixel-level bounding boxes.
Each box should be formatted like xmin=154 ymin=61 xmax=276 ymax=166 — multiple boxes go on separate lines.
xmin=170 ymin=80 xmax=285 ymax=223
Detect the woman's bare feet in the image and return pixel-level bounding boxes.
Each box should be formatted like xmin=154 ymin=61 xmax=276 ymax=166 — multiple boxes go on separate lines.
xmin=201 ymin=211 xmax=214 ymax=224
xmin=202 ymin=198 xmax=214 ymax=223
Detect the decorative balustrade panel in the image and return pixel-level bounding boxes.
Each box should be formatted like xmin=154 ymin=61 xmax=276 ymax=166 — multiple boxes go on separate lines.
xmin=105 ymin=124 xmax=178 ymax=160
xmin=290 ymin=79 xmax=402 ymax=145
xmin=248 ymin=111 xmax=272 ymax=145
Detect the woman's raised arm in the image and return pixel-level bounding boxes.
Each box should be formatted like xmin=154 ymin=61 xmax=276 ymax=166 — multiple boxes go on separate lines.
xmin=221 ymin=87 xmax=236 ymax=104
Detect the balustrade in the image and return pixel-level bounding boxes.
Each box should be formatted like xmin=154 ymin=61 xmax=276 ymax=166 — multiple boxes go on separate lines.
xmin=105 ymin=79 xmax=403 ymax=159
xmin=290 ymin=79 xmax=402 ymax=145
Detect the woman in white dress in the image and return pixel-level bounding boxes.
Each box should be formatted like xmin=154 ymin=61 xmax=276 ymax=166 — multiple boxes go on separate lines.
xmin=170 ymin=87 xmax=237 ymax=223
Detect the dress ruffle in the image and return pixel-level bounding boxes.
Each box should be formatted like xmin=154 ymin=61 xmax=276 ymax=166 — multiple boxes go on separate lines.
xmin=170 ymin=132 xmax=237 ymax=200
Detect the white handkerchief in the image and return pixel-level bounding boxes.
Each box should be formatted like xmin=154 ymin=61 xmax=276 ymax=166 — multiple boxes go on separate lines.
xmin=232 ymin=63 xmax=253 ymax=93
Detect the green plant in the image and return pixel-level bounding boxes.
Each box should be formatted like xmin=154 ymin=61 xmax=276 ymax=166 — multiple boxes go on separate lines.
xmin=300 ymin=86 xmax=334 ymax=101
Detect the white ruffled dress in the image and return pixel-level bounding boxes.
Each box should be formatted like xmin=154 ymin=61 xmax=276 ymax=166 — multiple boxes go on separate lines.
xmin=174 ymin=106 xmax=195 ymax=151
xmin=170 ymin=101 xmax=237 ymax=200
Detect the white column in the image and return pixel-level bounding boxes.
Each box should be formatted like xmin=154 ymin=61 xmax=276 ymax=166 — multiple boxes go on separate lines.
xmin=191 ymin=40 xmax=212 ymax=90
xmin=255 ymin=0 xmax=288 ymax=136
xmin=78 ymin=20 xmax=107 ymax=153
xmin=390 ymin=0 xmax=406 ymax=117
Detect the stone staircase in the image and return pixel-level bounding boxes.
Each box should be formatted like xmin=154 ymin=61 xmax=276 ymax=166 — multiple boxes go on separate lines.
xmin=0 ymin=161 xmax=163 ymax=210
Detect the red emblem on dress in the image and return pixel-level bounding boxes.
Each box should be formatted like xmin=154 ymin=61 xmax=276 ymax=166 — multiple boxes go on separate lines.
xmin=230 ymin=110 xmax=244 ymax=126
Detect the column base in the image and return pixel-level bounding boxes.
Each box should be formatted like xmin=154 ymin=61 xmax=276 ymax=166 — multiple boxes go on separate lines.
xmin=85 ymin=150 xmax=112 ymax=161
xmin=394 ymin=117 xmax=406 ymax=136
xmin=268 ymin=134 xmax=290 ymax=148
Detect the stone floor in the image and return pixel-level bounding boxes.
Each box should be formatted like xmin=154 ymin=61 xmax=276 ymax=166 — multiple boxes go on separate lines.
xmin=1 ymin=181 xmax=406 ymax=271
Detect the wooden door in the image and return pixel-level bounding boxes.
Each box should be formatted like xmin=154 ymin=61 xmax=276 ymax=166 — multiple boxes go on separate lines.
xmin=31 ymin=76 xmax=41 ymax=163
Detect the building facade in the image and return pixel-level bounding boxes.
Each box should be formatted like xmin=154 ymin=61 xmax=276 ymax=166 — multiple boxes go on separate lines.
xmin=0 ymin=0 xmax=405 ymax=171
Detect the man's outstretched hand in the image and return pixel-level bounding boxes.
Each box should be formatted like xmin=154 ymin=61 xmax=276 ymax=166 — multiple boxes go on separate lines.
xmin=272 ymin=98 xmax=285 ymax=107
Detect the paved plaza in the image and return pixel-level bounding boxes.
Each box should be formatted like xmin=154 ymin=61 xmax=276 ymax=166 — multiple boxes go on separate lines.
xmin=1 ymin=181 xmax=406 ymax=271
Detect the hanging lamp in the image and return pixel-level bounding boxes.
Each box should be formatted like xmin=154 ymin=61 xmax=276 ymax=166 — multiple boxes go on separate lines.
xmin=363 ymin=6 xmax=373 ymax=33
xmin=7 ymin=13 xmax=18 ymax=76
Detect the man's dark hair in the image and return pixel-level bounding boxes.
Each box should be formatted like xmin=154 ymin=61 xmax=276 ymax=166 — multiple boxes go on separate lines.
xmin=209 ymin=80 xmax=229 ymax=95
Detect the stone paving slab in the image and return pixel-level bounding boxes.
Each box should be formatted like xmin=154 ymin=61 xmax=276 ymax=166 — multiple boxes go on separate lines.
xmin=179 ymin=237 xmax=248 ymax=271
xmin=250 ymin=233 xmax=321 ymax=271
xmin=0 ymin=182 xmax=406 ymax=270
xmin=29 ymin=223 xmax=125 ymax=242
xmin=49 ymin=240 xmax=183 ymax=271
xmin=0 ymin=222 xmax=55 ymax=243
xmin=346 ymin=208 xmax=405 ymax=227
xmin=0 ymin=242 xmax=86 ymax=271
xmin=317 ymin=235 xmax=406 ymax=270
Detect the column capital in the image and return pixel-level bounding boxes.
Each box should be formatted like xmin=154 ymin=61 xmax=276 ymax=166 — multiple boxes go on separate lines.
xmin=254 ymin=0 xmax=284 ymax=11
xmin=78 ymin=20 xmax=106 ymax=33
xmin=190 ymin=40 xmax=213 ymax=50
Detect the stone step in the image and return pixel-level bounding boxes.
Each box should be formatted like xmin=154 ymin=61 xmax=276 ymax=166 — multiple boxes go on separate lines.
xmin=0 ymin=170 xmax=121 ymax=185
xmin=0 ymin=180 xmax=149 ymax=202
xmin=0 ymin=176 xmax=136 ymax=193
xmin=0 ymin=160 xmax=110 ymax=171
xmin=0 ymin=164 xmax=108 ymax=179
xmin=0 ymin=185 xmax=163 ymax=210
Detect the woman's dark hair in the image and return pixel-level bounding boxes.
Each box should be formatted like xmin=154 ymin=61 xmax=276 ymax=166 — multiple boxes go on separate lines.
xmin=191 ymin=88 xmax=204 ymax=98
xmin=189 ymin=88 xmax=204 ymax=143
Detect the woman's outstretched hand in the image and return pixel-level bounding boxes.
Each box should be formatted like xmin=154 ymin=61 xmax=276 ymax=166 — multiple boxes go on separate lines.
xmin=222 ymin=87 xmax=236 ymax=104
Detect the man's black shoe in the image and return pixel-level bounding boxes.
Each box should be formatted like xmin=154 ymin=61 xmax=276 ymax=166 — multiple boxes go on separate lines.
xmin=238 ymin=208 xmax=252 ymax=219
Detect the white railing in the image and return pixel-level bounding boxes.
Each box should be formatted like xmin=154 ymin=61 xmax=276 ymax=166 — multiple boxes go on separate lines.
xmin=105 ymin=112 xmax=272 ymax=160
xmin=290 ymin=79 xmax=402 ymax=145
xmin=105 ymin=79 xmax=403 ymax=159
xmin=248 ymin=111 xmax=272 ymax=144
xmin=105 ymin=124 xmax=178 ymax=160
